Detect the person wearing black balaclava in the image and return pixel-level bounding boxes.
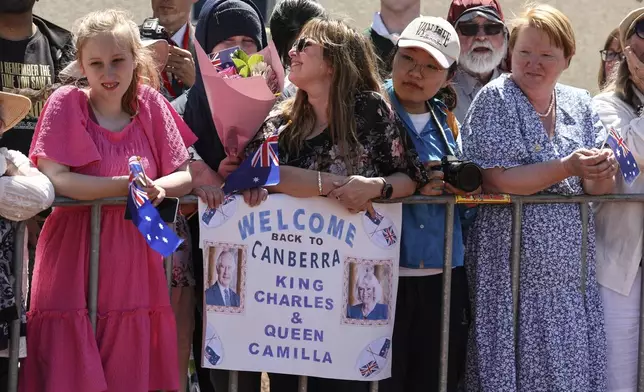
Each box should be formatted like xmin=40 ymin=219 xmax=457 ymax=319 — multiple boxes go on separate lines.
xmin=180 ymin=1 xmax=270 ymax=392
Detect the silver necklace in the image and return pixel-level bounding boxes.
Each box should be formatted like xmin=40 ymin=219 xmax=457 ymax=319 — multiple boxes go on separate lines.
xmin=535 ymin=92 xmax=555 ymax=118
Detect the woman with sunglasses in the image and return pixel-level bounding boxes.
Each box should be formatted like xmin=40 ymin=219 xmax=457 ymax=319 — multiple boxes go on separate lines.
xmin=593 ymin=8 xmax=644 ymax=392
xmin=377 ymin=16 xmax=475 ymax=392
xmin=462 ymin=4 xmax=616 ymax=391
xmin=243 ymin=17 xmax=428 ymax=392
xmin=598 ymin=28 xmax=623 ymax=90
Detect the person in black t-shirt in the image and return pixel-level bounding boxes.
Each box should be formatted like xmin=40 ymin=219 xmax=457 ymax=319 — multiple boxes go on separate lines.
xmin=0 ymin=0 xmax=75 ymax=156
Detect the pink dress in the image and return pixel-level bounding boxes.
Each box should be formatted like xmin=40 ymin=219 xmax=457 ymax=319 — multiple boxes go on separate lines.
xmin=22 ymin=85 xmax=197 ymax=392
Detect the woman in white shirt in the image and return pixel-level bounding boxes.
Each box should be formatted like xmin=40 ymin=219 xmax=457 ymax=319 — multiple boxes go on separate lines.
xmin=592 ymin=7 xmax=644 ymax=392
xmin=0 ymin=91 xmax=54 ymax=365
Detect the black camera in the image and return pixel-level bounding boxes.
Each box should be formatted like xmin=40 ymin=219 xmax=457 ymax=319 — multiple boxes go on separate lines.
xmin=140 ymin=18 xmax=171 ymax=42
xmin=440 ymin=155 xmax=482 ymax=193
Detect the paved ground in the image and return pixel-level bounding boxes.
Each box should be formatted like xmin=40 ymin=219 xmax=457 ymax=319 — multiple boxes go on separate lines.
xmin=34 ymin=0 xmax=644 ymax=92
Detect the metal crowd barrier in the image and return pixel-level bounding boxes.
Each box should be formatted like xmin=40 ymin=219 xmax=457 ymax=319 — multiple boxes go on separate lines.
xmin=7 ymin=194 xmax=644 ymax=392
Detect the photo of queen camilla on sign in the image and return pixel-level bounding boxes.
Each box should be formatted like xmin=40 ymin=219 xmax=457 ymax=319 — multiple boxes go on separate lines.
xmin=204 ymin=242 xmax=248 ymax=314
xmin=342 ymin=258 xmax=393 ymax=325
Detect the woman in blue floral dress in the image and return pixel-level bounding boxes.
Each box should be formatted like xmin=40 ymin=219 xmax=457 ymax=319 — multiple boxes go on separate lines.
xmin=461 ymin=5 xmax=616 ymax=392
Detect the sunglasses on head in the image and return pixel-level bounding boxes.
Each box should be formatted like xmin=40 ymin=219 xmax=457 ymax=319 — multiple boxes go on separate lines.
xmin=600 ymin=49 xmax=623 ymax=62
xmin=457 ymin=22 xmax=504 ymax=37
xmin=293 ymin=37 xmax=316 ymax=53
xmin=636 ymin=20 xmax=644 ymax=39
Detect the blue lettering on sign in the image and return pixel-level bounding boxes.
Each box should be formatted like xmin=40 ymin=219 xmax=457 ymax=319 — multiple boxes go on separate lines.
xmin=259 ymin=210 xmax=272 ymax=232
xmin=236 ymin=209 xmax=357 ymax=248
xmin=277 ymin=209 xmax=289 ymax=230
xmin=248 ymin=343 xmax=333 ymax=364
xmin=252 ymin=241 xmax=341 ymax=268
xmin=293 ymin=209 xmax=306 ymax=230
xmin=238 ymin=213 xmax=255 ymax=240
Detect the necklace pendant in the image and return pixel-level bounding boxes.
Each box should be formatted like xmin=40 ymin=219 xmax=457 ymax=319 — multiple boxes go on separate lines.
xmin=534 ymin=143 xmax=543 ymax=152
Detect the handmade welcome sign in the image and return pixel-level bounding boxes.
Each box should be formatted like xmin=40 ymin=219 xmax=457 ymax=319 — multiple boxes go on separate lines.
xmin=198 ymin=194 xmax=402 ymax=380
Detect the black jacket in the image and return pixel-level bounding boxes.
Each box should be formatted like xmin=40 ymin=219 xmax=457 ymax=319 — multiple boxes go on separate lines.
xmin=32 ymin=15 xmax=76 ymax=82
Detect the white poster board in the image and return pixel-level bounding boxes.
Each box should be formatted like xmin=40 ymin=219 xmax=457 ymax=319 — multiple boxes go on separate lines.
xmin=198 ymin=194 xmax=401 ymax=381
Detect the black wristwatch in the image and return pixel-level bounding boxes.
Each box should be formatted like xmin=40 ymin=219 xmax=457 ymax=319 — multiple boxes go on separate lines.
xmin=380 ymin=178 xmax=393 ymax=199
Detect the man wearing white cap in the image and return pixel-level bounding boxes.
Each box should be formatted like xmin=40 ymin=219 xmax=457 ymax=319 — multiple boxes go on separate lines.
xmin=380 ymin=15 xmax=474 ymax=392
xmin=447 ymin=0 xmax=508 ymax=122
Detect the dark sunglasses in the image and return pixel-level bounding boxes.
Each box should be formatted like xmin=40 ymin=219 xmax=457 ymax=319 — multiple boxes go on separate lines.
xmin=292 ymin=37 xmax=316 ymax=53
xmin=600 ymin=49 xmax=623 ymax=62
xmin=457 ymin=22 xmax=504 ymax=37
xmin=636 ymin=20 xmax=644 ymax=39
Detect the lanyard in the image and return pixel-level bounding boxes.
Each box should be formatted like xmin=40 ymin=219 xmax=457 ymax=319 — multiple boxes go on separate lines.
xmin=162 ymin=26 xmax=190 ymax=98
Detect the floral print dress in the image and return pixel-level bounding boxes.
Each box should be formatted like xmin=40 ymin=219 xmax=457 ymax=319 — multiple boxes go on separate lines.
xmin=461 ymin=74 xmax=608 ymax=392
xmin=246 ymin=91 xmax=428 ymax=183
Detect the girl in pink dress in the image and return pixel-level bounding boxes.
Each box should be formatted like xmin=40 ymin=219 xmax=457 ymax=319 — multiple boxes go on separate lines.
xmin=22 ymin=10 xmax=197 ymax=392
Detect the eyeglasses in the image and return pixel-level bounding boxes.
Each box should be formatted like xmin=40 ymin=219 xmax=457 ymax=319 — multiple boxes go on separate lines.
xmin=396 ymin=53 xmax=442 ymax=77
xmin=600 ymin=49 xmax=624 ymax=62
xmin=292 ymin=36 xmax=316 ymax=53
xmin=457 ymin=22 xmax=504 ymax=37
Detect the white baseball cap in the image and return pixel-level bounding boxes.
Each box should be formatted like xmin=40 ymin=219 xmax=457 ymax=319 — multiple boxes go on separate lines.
xmin=397 ymin=16 xmax=461 ymax=68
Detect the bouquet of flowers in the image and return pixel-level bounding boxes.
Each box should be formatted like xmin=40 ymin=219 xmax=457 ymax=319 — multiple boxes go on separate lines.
xmin=194 ymin=40 xmax=285 ymax=158
xmin=229 ymin=50 xmax=280 ymax=94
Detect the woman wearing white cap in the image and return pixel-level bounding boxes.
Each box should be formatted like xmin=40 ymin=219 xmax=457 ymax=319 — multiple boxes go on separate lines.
xmin=0 ymin=91 xmax=54 ymax=365
xmin=379 ymin=16 xmax=476 ymax=392
xmin=593 ymin=7 xmax=644 ymax=392
xmin=462 ymin=4 xmax=615 ymax=391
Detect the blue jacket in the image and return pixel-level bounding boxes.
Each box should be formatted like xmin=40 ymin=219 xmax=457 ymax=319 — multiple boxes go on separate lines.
xmin=205 ymin=282 xmax=240 ymax=307
xmin=385 ymin=80 xmax=471 ymax=269
xmin=347 ymin=303 xmax=388 ymax=320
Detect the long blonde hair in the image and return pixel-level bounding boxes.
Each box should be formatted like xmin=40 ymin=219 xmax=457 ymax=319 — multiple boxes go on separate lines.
xmin=73 ymin=9 xmax=160 ymax=116
xmin=279 ymin=18 xmax=382 ymax=169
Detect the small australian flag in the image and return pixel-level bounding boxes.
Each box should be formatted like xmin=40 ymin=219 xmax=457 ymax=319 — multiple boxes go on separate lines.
xmin=126 ymin=156 xmax=183 ymax=257
xmin=205 ymin=345 xmax=221 ymax=366
xmin=378 ymin=338 xmax=391 ymax=358
xmin=209 ymin=46 xmax=239 ymax=72
xmin=365 ymin=210 xmax=383 ymax=225
xmin=222 ymin=127 xmax=287 ymax=195
xmin=605 ymin=127 xmax=641 ymax=185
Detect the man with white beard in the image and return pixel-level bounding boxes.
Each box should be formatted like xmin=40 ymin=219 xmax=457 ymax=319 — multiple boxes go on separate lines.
xmin=447 ymin=0 xmax=508 ymax=122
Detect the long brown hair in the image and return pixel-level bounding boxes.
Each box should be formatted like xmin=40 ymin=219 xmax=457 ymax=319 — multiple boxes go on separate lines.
xmin=278 ymin=18 xmax=382 ymax=170
xmin=598 ymin=28 xmax=621 ymax=90
xmin=73 ymin=9 xmax=160 ymax=116
xmin=604 ymin=22 xmax=641 ymax=108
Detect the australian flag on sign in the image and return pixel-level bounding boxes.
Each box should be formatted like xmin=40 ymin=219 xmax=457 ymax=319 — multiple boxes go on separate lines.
xmin=605 ymin=127 xmax=641 ymax=185
xmin=126 ymin=156 xmax=183 ymax=257
xmin=222 ymin=132 xmax=281 ymax=194
xmin=359 ymin=360 xmax=380 ymax=377
xmin=205 ymin=345 xmax=221 ymax=366
xmin=366 ymin=210 xmax=383 ymax=225
xmin=378 ymin=338 xmax=391 ymax=358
